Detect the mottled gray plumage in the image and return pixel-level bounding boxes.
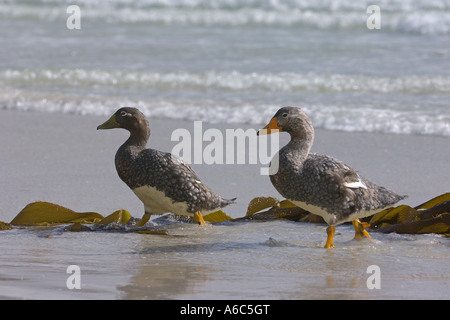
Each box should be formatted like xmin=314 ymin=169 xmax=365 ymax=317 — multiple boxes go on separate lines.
xmin=99 ymin=107 xmax=235 ymax=216
xmin=265 ymin=107 xmax=406 ymax=226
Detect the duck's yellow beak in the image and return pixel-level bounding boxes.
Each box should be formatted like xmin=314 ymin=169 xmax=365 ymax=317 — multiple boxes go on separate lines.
xmin=257 ymin=117 xmax=281 ymax=135
xmin=97 ymin=114 xmax=120 ymax=130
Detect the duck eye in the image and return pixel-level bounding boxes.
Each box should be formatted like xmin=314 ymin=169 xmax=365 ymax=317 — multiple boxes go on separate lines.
xmin=282 ymin=113 xmax=288 ymax=118
xmin=120 ymin=111 xmax=128 ymax=117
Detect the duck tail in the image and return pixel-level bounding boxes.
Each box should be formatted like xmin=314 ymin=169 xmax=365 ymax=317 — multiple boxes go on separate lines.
xmin=221 ymin=197 xmax=237 ymax=208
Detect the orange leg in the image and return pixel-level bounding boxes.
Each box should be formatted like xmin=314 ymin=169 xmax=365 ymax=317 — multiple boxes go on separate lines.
xmin=193 ymin=211 xmax=206 ymax=225
xmin=324 ymin=225 xmax=336 ymax=248
xmin=352 ymin=219 xmax=371 ymax=240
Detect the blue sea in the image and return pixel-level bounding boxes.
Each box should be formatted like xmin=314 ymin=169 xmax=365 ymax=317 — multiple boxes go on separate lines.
xmin=1 ymin=0 xmax=449 ymax=136
xmin=1 ymin=1 xmax=450 ymax=301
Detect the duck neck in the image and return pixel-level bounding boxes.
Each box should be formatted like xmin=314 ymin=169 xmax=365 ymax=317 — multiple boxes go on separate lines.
xmin=123 ymin=125 xmax=150 ymax=153
xmin=283 ymin=131 xmax=314 ymax=162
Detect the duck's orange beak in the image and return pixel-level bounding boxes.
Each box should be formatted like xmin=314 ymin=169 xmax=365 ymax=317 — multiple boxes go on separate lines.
xmin=257 ymin=117 xmax=281 ymax=135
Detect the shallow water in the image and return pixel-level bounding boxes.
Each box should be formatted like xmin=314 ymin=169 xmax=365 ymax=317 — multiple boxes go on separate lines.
xmin=1 ymin=0 xmax=449 ymax=301
xmin=1 ymin=0 xmax=450 ymax=136
xmin=1 ymin=111 xmax=448 ymax=300
xmin=1 ymin=218 xmax=449 ymax=300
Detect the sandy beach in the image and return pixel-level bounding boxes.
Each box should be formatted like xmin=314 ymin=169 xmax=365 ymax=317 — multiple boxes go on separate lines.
xmin=1 ymin=109 xmax=447 ymax=222
xmin=1 ymin=109 xmax=449 ymax=300
xmin=2 ymin=0 xmax=450 ymax=303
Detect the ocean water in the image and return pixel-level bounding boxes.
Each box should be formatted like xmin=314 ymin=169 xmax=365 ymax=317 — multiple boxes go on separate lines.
xmin=1 ymin=219 xmax=449 ymax=300
xmin=1 ymin=110 xmax=449 ymax=300
xmin=1 ymin=0 xmax=450 ymax=136
xmin=1 ymin=2 xmax=450 ymax=300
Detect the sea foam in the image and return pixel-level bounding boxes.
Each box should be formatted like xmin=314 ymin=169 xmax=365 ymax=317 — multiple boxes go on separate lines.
xmin=2 ymin=0 xmax=450 ymax=34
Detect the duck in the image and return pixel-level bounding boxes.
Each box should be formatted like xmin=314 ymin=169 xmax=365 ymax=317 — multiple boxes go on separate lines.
xmin=97 ymin=107 xmax=235 ymax=226
xmin=258 ymin=106 xmax=406 ymax=248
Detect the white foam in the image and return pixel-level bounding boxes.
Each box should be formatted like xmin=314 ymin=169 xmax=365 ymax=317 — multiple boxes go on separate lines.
xmin=3 ymin=69 xmax=450 ymax=94
xmin=2 ymin=0 xmax=450 ymax=34
xmin=1 ymin=68 xmax=449 ymax=136
xmin=1 ymin=85 xmax=449 ymax=137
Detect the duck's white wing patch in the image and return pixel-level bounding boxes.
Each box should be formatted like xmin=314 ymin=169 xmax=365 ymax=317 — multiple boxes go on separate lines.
xmin=344 ymin=178 xmax=368 ymax=190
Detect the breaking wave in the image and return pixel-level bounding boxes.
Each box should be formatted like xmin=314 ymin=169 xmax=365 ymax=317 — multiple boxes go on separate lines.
xmin=3 ymin=68 xmax=450 ymax=94
xmin=1 ymin=68 xmax=449 ymax=137
xmin=2 ymin=0 xmax=450 ymax=34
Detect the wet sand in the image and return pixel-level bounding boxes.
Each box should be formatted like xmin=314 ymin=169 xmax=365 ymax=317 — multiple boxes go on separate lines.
xmin=1 ymin=109 xmax=448 ymax=221
xmin=0 ymin=109 xmax=449 ymax=300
